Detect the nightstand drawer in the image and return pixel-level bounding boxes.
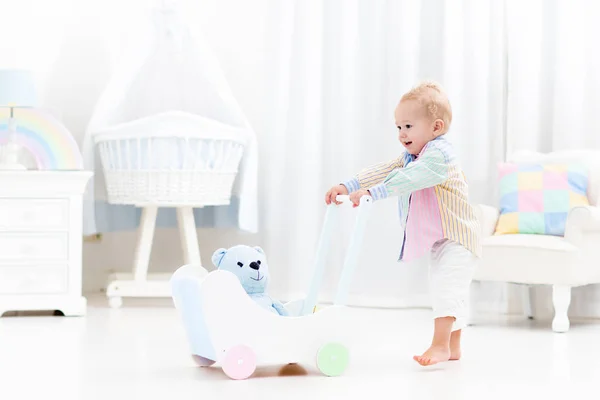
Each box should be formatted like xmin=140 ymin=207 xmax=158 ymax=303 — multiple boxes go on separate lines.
xmin=0 ymin=199 xmax=68 ymax=231
xmin=0 ymin=233 xmax=68 ymax=261
xmin=0 ymin=266 xmax=67 ymax=294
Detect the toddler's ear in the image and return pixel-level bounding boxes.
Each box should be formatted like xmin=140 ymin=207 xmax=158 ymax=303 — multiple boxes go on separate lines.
xmin=212 ymin=248 xmax=227 ymax=268
xmin=254 ymin=246 xmax=265 ymax=255
xmin=433 ymin=119 xmax=445 ymax=136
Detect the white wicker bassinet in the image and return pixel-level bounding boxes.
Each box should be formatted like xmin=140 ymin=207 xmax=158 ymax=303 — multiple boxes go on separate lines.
xmin=93 ymin=112 xmax=248 ymax=207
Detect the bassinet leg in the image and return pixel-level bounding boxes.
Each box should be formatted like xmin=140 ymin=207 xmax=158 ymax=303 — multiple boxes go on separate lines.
xmin=176 ymin=206 xmax=202 ymax=267
xmin=105 ymin=205 xmax=173 ymax=305
xmin=133 ymin=206 xmax=158 ymax=281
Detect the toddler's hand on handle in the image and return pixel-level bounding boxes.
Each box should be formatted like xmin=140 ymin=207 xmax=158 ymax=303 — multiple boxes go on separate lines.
xmin=349 ymin=189 xmax=371 ymax=208
xmin=325 ymin=184 xmax=349 ymax=205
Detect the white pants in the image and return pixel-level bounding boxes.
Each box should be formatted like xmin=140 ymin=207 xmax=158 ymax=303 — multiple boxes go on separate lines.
xmin=429 ymin=239 xmax=477 ymax=332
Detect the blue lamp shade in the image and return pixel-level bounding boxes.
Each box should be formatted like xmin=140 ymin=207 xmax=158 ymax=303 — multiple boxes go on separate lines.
xmin=0 ymin=69 xmax=38 ymax=107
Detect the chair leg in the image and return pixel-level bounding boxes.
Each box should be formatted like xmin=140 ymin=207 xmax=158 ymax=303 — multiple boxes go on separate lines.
xmin=552 ymin=285 xmax=571 ymax=333
xmin=521 ymin=284 xmax=534 ymax=320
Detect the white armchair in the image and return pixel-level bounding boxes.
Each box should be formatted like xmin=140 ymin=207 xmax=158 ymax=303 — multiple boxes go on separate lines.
xmin=473 ymin=150 xmax=600 ymax=332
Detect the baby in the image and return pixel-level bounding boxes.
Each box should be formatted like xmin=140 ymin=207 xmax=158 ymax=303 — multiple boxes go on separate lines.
xmin=325 ymin=81 xmax=481 ymax=366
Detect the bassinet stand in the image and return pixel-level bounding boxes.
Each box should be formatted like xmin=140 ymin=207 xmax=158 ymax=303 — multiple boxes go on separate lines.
xmin=106 ymin=205 xmax=202 ymax=308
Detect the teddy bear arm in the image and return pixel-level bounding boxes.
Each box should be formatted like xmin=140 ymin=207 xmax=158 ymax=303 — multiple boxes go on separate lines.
xmin=271 ymin=299 xmax=289 ymax=316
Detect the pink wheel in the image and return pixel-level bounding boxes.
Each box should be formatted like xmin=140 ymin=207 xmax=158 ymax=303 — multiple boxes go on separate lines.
xmin=222 ymin=345 xmax=256 ymax=380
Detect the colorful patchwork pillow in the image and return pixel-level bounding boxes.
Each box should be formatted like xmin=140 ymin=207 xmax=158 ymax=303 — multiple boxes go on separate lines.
xmin=494 ymin=163 xmax=590 ymax=236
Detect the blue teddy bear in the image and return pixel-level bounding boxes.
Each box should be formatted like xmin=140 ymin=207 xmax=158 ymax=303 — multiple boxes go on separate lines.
xmin=212 ymin=245 xmax=289 ymax=316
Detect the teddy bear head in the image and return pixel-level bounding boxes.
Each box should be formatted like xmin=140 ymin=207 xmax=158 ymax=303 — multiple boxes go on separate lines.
xmin=211 ymin=245 xmax=270 ymax=295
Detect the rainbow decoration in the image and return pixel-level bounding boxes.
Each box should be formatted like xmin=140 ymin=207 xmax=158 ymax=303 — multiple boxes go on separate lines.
xmin=0 ymin=107 xmax=83 ymax=170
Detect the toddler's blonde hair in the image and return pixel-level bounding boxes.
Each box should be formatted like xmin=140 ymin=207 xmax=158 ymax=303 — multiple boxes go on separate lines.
xmin=401 ymin=80 xmax=452 ymax=134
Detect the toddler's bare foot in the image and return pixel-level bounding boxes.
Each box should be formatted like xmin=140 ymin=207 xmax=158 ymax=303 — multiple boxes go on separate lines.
xmin=449 ymin=347 xmax=461 ymax=361
xmin=449 ymin=329 xmax=461 ymax=361
xmin=413 ymin=345 xmax=451 ymax=366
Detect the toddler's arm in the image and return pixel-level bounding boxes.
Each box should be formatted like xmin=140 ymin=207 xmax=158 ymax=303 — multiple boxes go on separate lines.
xmin=367 ymin=147 xmax=449 ymax=200
xmin=342 ymin=156 xmax=405 ymax=194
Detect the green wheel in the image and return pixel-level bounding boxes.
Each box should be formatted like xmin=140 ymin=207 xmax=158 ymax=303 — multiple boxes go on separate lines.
xmin=317 ymin=342 xmax=349 ymax=377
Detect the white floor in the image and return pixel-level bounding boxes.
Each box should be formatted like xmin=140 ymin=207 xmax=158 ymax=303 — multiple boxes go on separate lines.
xmin=0 ymin=297 xmax=598 ymax=400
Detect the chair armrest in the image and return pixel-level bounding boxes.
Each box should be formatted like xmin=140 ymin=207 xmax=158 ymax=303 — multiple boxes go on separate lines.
xmin=564 ymin=205 xmax=600 ymax=245
xmin=475 ymin=204 xmax=499 ymax=238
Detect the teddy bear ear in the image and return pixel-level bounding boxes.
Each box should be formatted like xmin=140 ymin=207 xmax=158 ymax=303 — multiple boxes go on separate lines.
xmin=212 ymin=248 xmax=227 ymax=268
xmin=254 ymin=246 xmax=265 ymax=255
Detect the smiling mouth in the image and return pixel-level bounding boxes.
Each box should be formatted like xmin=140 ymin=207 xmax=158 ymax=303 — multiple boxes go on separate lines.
xmin=403 ymin=141 xmax=413 ymax=146
xmin=250 ymin=275 xmax=264 ymax=281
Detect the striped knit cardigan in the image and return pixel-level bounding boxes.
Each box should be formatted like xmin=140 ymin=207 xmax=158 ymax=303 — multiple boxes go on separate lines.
xmin=343 ymin=137 xmax=481 ymax=262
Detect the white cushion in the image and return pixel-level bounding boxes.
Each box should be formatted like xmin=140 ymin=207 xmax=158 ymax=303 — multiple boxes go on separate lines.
xmin=483 ymin=234 xmax=578 ymax=253
xmin=474 ymin=234 xmax=585 ymax=285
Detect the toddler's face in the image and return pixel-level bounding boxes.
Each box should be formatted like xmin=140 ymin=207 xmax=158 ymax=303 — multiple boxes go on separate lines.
xmin=394 ymin=100 xmax=440 ymax=155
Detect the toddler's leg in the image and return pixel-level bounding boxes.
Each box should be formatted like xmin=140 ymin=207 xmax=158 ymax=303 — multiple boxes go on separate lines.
xmin=414 ymin=240 xmax=475 ymax=366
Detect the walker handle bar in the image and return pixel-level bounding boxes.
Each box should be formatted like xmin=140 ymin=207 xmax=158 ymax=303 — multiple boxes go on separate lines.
xmin=300 ymin=194 xmax=374 ymax=315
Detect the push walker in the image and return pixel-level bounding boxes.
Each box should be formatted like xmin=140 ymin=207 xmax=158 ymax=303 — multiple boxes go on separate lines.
xmin=170 ymin=195 xmax=373 ymax=379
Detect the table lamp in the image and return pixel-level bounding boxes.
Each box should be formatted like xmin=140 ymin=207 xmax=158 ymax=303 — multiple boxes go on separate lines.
xmin=0 ymin=69 xmax=38 ymax=170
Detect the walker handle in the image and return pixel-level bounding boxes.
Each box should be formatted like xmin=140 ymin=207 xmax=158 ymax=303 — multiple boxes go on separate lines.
xmin=335 ymin=194 xmax=372 ymax=207
xmin=300 ymin=203 xmax=338 ymax=315
xmin=333 ymin=195 xmax=373 ymax=306
xmin=301 ymin=194 xmax=373 ymax=315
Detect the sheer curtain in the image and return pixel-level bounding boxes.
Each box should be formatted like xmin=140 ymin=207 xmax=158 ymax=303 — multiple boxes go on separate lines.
xmin=505 ymin=0 xmax=600 ymax=318
xmin=193 ymin=0 xmax=600 ymax=316
xmin=252 ymin=0 xmax=507 ymax=308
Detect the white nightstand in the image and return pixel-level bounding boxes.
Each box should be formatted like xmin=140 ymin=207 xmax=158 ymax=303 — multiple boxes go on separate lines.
xmin=0 ymin=171 xmax=92 ymax=316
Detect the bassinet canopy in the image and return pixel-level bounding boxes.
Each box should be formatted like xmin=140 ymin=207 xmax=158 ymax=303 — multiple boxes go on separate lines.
xmin=82 ymin=0 xmax=258 ymax=235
